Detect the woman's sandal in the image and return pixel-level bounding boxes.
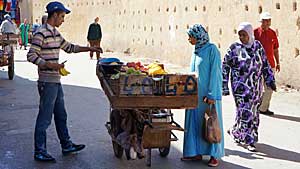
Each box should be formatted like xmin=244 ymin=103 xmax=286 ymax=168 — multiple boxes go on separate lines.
xmin=180 ymin=155 xmax=202 ymax=161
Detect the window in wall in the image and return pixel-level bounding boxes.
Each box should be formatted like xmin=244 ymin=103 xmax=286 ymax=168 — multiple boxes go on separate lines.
xmin=145 ymin=39 xmax=148 ymax=45
xmin=160 ymin=26 xmax=163 ymax=32
xmin=293 ymin=2 xmax=297 ymax=11
xmin=206 ymin=26 xmax=209 ymax=32
xmin=145 ymin=9 xmax=147 ymax=14
xmin=144 ymin=26 xmax=147 ymax=31
xmin=203 ymin=6 xmax=206 ymax=12
xmin=174 ymin=6 xmax=177 ymax=12
xmin=195 ymin=6 xmax=198 ymax=11
xmin=187 ymin=24 xmax=189 ymax=29
xmin=297 ymin=17 xmax=300 ymax=30
xmin=176 ymin=25 xmax=178 ymax=30
xmin=133 ymin=11 xmax=135 ymax=15
xmin=109 ymin=1 xmax=112 ymax=5
xmin=185 ymin=6 xmax=188 ymax=12
xmin=219 ymin=28 xmax=222 ymax=35
xmin=218 ymin=6 xmax=222 ymax=12
xmin=218 ymin=43 xmax=221 ymax=48
xmin=151 ymin=26 xmax=154 ymax=32
xmin=158 ymin=7 xmax=161 ymax=12
xmin=276 ymin=3 xmax=280 ymax=9
xmin=258 ymin=5 xmax=262 ymax=14
xmin=152 ymin=39 xmax=155 ymax=46
xmin=234 ymin=29 xmax=237 ymax=34
xmin=245 ymin=5 xmax=249 ymax=11
xmin=133 ymin=25 xmax=135 ymax=30
xmin=160 ymin=41 xmax=163 ymax=46
xmin=169 ymin=25 xmax=171 ymax=30
xmin=138 ymin=10 xmax=140 ymax=14
xmin=124 ymin=9 xmax=126 ymax=14
xmin=295 ymin=48 xmax=300 ymax=57
xmin=166 ymin=7 xmax=169 ymax=12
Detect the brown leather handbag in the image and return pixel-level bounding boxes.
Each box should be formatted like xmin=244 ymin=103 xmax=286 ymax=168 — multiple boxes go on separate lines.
xmin=203 ymin=104 xmax=222 ymax=143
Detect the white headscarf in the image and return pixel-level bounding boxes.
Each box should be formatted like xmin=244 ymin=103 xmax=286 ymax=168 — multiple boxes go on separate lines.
xmin=237 ymin=22 xmax=254 ymax=48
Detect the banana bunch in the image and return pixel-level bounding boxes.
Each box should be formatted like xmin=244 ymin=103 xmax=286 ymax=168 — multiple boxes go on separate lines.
xmin=147 ymin=62 xmax=167 ymax=75
xmin=59 ymin=67 xmax=70 ymax=76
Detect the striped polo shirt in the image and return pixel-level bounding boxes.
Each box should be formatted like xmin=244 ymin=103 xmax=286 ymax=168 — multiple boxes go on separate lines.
xmin=27 ymin=23 xmax=79 ymax=83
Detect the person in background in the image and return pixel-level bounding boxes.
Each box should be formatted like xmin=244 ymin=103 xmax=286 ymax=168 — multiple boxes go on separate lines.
xmin=87 ymin=17 xmax=102 ymax=60
xmin=223 ymin=22 xmax=276 ymax=152
xmin=0 ymin=14 xmax=17 ymax=34
xmin=19 ymin=18 xmax=30 ymax=50
xmin=182 ymin=24 xmax=224 ymax=167
xmin=41 ymin=14 xmax=48 ymax=25
xmin=27 ymin=1 xmax=101 ymax=162
xmin=32 ymin=18 xmax=41 ymax=35
xmin=254 ymin=12 xmax=280 ymax=115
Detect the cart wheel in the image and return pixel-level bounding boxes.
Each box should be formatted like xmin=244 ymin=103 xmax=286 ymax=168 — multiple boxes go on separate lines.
xmin=112 ymin=141 xmax=123 ymax=158
xmin=110 ymin=109 xmax=123 ymax=158
xmin=8 ymin=47 xmax=14 ymax=80
xmin=158 ymin=146 xmax=170 ymax=157
xmin=8 ymin=57 xmax=14 ymax=80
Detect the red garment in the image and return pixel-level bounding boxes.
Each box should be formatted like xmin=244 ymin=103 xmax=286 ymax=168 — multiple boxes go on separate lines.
xmin=254 ymin=27 xmax=279 ymax=68
xmin=5 ymin=0 xmax=12 ymax=12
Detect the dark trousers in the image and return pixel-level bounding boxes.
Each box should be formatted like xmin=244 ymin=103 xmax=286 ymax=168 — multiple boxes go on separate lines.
xmin=89 ymin=40 xmax=101 ymax=59
xmin=34 ymin=82 xmax=72 ymax=153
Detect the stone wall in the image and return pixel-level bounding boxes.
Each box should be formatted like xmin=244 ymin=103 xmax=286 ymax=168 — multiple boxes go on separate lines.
xmin=31 ymin=0 xmax=300 ymax=88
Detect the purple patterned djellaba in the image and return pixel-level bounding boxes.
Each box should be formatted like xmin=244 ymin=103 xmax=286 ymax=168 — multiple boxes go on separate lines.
xmin=222 ymin=40 xmax=275 ymax=145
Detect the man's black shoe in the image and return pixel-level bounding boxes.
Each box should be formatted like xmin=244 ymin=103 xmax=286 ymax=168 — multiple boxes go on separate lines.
xmin=62 ymin=143 xmax=85 ymax=155
xmin=260 ymin=109 xmax=274 ymax=115
xmin=34 ymin=152 xmax=56 ymax=162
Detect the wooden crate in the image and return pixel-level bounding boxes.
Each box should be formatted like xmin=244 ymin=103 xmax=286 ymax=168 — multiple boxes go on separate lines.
xmin=119 ymin=75 xmax=153 ymax=95
xmin=142 ymin=123 xmax=171 ymax=149
xmin=165 ymin=74 xmax=197 ymax=96
xmin=97 ymin=68 xmax=198 ymax=109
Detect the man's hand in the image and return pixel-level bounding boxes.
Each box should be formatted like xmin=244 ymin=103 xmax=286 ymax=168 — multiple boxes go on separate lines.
xmin=45 ymin=62 xmax=64 ymax=70
xmin=276 ymin=64 xmax=280 ymax=72
xmin=89 ymin=47 xmax=103 ymax=53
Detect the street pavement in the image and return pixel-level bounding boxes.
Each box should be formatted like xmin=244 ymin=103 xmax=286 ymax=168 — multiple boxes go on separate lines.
xmin=0 ymin=49 xmax=300 ymax=169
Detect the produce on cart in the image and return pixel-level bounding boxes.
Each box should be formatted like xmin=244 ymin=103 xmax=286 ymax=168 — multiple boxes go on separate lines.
xmin=96 ymin=57 xmax=198 ymax=166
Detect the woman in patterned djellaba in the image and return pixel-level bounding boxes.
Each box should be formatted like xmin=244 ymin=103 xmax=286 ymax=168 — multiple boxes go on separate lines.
xmin=222 ymin=22 xmax=276 ymax=151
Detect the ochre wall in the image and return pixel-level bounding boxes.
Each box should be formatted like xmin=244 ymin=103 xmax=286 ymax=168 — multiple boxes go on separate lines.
xmin=31 ymin=0 xmax=300 ymax=88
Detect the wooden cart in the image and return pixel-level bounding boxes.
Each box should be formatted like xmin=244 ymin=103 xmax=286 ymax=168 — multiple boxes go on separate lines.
xmin=0 ymin=34 xmax=18 ymax=80
xmin=96 ymin=65 xmax=198 ymax=166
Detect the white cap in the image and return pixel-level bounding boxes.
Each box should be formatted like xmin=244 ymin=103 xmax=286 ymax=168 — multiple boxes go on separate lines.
xmin=260 ymin=12 xmax=272 ymax=21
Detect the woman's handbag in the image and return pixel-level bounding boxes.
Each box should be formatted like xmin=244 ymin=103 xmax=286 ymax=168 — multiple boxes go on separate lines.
xmin=203 ymin=104 xmax=222 ymax=143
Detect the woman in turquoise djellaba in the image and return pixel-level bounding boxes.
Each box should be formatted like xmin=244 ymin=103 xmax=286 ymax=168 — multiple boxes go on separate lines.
xmin=182 ymin=24 xmax=224 ymax=167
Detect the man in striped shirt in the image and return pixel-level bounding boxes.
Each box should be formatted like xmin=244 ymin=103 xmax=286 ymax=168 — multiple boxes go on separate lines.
xmin=27 ymin=1 xmax=101 ymax=162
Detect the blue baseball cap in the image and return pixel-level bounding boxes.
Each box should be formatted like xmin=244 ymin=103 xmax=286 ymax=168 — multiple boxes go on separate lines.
xmin=46 ymin=1 xmax=71 ymax=14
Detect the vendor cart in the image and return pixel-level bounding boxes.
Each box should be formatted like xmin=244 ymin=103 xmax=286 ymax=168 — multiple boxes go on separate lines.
xmin=0 ymin=34 xmax=18 ymax=80
xmin=96 ymin=63 xmax=198 ymax=167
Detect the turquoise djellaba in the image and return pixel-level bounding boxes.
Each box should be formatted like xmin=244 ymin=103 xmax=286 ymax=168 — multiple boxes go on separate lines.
xmin=183 ymin=24 xmax=225 ymax=159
